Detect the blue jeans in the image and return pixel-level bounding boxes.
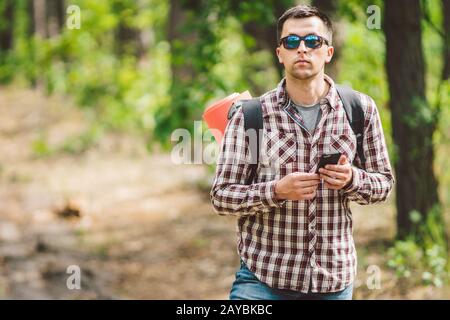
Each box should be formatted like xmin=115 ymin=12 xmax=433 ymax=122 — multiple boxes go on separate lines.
xmin=230 ymin=259 xmax=353 ymax=300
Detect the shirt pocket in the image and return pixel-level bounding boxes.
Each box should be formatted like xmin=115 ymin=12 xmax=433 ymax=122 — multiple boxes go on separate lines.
xmin=260 ymin=129 xmax=297 ymax=168
xmin=327 ymin=132 xmax=357 ymax=163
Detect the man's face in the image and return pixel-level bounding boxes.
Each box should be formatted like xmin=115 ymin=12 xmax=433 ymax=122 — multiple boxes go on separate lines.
xmin=276 ymin=17 xmax=334 ymax=80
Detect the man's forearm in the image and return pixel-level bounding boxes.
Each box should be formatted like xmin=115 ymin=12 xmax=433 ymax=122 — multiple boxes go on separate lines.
xmin=341 ymin=166 xmax=395 ymax=205
xmin=210 ymin=180 xmax=283 ymax=217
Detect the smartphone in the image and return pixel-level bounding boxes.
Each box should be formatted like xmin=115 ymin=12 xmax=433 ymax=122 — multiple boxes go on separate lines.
xmin=316 ymin=153 xmax=342 ymax=173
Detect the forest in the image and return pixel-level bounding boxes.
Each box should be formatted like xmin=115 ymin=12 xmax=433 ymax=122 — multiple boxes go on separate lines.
xmin=0 ymin=0 xmax=449 ymax=299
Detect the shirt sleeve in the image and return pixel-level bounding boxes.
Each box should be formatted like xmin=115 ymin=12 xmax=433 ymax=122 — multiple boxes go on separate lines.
xmin=340 ymin=94 xmax=395 ymax=205
xmin=209 ymin=106 xmax=285 ymax=217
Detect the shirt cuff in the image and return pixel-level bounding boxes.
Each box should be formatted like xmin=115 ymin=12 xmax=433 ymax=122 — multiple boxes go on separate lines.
xmin=341 ymin=166 xmax=361 ymax=195
xmin=261 ymin=180 xmax=287 ymax=208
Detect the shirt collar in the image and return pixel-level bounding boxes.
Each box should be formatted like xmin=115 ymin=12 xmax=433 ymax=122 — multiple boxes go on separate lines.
xmin=322 ymin=74 xmax=338 ymax=110
xmin=275 ymin=78 xmax=289 ymax=108
xmin=276 ymin=74 xmax=339 ymax=111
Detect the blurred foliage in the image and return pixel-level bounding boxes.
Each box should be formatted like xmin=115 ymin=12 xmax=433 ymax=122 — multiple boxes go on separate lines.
xmin=387 ymin=204 xmax=449 ymax=288
xmin=153 ymin=0 xmax=285 ymax=149
xmin=5 ymin=0 xmax=171 ymax=139
xmin=1 ymin=0 xmax=447 ymax=150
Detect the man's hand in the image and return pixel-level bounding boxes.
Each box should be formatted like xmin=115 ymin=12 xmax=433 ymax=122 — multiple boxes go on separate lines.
xmin=274 ymin=172 xmax=320 ymax=201
xmin=318 ymin=154 xmax=353 ymax=190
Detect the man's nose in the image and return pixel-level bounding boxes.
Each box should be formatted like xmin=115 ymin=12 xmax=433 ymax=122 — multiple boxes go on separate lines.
xmin=297 ymin=40 xmax=308 ymax=53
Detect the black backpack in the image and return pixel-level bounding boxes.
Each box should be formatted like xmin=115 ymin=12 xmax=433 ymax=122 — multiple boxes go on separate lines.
xmin=227 ymin=85 xmax=366 ymax=185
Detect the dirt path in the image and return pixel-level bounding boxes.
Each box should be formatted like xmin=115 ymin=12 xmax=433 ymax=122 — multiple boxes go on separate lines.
xmin=0 ymin=87 xmax=448 ymax=299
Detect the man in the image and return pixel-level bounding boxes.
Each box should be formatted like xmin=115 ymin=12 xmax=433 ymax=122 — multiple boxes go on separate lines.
xmin=210 ymin=5 xmax=394 ymax=300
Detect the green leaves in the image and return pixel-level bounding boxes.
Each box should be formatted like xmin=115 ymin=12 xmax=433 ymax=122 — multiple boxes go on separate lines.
xmin=388 ymin=204 xmax=449 ymax=288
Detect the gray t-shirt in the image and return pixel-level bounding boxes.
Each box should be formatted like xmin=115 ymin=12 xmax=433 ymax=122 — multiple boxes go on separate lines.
xmin=291 ymin=101 xmax=322 ymax=133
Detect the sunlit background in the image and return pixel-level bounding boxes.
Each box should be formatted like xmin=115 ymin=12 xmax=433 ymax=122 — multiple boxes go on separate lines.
xmin=0 ymin=0 xmax=449 ymax=299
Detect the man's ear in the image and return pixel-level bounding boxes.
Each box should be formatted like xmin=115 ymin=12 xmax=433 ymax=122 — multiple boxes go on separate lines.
xmin=276 ymin=47 xmax=283 ymax=64
xmin=325 ymin=46 xmax=334 ymax=64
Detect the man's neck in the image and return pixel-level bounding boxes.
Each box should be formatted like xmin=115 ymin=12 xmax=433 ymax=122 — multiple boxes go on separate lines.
xmin=285 ymin=73 xmax=329 ymax=106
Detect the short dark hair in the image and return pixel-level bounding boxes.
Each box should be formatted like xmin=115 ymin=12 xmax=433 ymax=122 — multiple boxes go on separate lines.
xmin=277 ymin=5 xmax=333 ymax=45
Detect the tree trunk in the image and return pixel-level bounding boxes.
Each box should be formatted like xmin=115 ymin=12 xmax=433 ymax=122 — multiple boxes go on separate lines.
xmin=116 ymin=23 xmax=141 ymax=57
xmin=0 ymin=0 xmax=14 ymax=53
xmin=136 ymin=0 xmax=154 ymax=58
xmin=111 ymin=0 xmax=141 ymax=57
xmin=153 ymin=0 xmax=197 ymax=142
xmin=0 ymin=0 xmax=14 ymax=83
xmin=27 ymin=0 xmax=35 ymax=36
xmin=443 ymin=0 xmax=450 ymax=80
xmin=239 ymin=1 xmax=294 ymax=83
xmin=241 ymin=3 xmax=287 ymax=81
xmin=168 ymin=0 xmax=196 ymax=83
xmin=33 ymin=0 xmax=48 ymax=38
xmin=384 ymin=0 xmax=440 ymax=239
xmin=46 ymin=0 xmax=65 ymax=38
xmin=312 ymin=0 xmax=344 ymax=81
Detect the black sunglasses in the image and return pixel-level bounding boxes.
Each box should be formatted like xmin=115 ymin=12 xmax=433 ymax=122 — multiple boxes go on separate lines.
xmin=279 ymin=34 xmax=329 ymax=50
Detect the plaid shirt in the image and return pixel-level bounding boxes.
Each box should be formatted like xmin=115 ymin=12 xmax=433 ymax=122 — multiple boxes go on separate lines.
xmin=210 ymin=75 xmax=394 ymax=293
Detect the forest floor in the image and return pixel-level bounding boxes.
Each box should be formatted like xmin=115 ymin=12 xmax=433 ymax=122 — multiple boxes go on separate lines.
xmin=0 ymin=86 xmax=449 ymax=299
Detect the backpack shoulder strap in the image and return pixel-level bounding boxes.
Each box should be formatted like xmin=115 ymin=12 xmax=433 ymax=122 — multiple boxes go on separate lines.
xmin=242 ymin=98 xmax=263 ymax=185
xmin=335 ymin=84 xmax=366 ymax=166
